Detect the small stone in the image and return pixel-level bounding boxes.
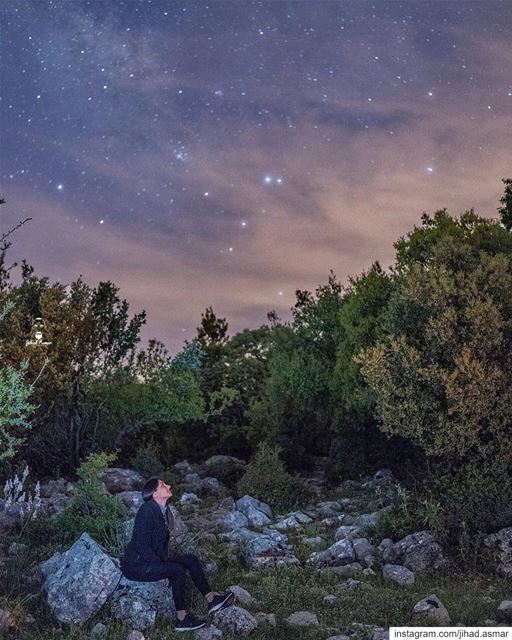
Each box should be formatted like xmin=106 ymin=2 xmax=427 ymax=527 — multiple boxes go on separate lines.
xmin=382 ymin=563 xmax=415 ymax=587
xmin=126 ymin=631 xmax=145 ymax=640
xmin=412 ymin=594 xmax=450 ymax=624
xmin=285 ymin=610 xmax=319 ymax=626
xmin=373 ymin=627 xmax=390 ymax=640
xmin=323 ymin=594 xmax=337 ymax=605
xmin=323 ymin=562 xmax=363 ymax=578
xmin=326 ymin=636 xmax=351 ymax=640
xmin=496 ymin=601 xmax=512 ymax=624
xmin=226 ymin=585 xmax=257 ymax=607
xmin=8 ymin=541 xmax=28 ymax=556
xmin=254 ymin=612 xmax=276 ymax=626
xmin=90 ymin=622 xmax=108 ymax=638
xmin=192 ymin=625 xmax=223 ymax=639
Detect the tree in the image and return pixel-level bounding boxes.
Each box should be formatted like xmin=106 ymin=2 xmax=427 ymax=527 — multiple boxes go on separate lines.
xmin=357 ymin=205 xmax=512 ymax=540
xmin=266 ymin=273 xmax=344 ymax=469
xmin=498 ymin=178 xmax=512 ymax=231
xmin=0 ymin=204 xmax=35 ymax=460
xmin=327 ymin=262 xmax=408 ymax=479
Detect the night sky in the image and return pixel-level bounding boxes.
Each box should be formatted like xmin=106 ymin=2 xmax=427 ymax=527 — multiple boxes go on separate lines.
xmin=1 ymin=1 xmax=511 ymax=354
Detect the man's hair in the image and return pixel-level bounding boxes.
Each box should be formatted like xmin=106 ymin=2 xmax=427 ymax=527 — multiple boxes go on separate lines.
xmin=142 ymin=477 xmax=160 ymax=502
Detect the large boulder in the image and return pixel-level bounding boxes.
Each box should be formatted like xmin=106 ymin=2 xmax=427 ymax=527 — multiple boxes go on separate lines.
xmin=41 ymin=533 xmax=121 ymax=624
xmin=110 ymin=576 xmax=176 ymax=630
xmin=388 ymin=531 xmax=447 ymax=572
xmin=484 ymin=527 xmax=512 ymax=577
xmin=100 ymin=468 xmax=144 ymax=494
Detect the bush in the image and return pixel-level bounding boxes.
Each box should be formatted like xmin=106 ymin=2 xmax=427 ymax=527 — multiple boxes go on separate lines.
xmin=52 ymin=452 xmax=128 ymax=555
xmin=130 ymin=442 xmax=165 ymax=480
xmin=236 ymin=443 xmax=312 ymax=512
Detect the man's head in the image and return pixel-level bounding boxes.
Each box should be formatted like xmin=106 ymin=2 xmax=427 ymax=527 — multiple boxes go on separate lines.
xmin=142 ymin=477 xmax=172 ymax=502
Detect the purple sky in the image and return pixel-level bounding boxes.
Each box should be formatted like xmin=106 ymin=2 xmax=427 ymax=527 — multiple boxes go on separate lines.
xmin=1 ymin=1 xmax=511 ymax=353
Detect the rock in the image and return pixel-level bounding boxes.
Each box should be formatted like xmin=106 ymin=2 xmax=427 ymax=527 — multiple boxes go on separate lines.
xmin=273 ymin=515 xmax=303 ymax=531
xmin=307 ymin=538 xmax=356 ymax=567
xmin=377 ymin=538 xmax=394 ymax=561
xmin=324 ymin=594 xmax=337 ymax=605
xmin=322 ymin=514 xmax=353 ymax=527
xmin=285 ymin=610 xmax=319 ymax=626
xmin=126 ymin=631 xmax=145 ymax=640
xmin=241 ymin=528 xmax=300 ymax=568
xmin=301 ymin=536 xmax=327 ymax=549
xmin=118 ymin=491 xmax=144 ymax=515
xmin=101 ymin=468 xmax=144 ymax=494
xmin=173 ymin=460 xmax=193 ymax=475
xmin=201 ymin=477 xmax=223 ymax=495
xmin=391 ymin=531 xmax=447 ymax=572
xmin=90 ymin=622 xmax=108 ymax=638
xmin=353 ymin=538 xmax=376 ymax=567
xmin=336 ymin=578 xmax=361 ymax=591
xmin=373 ymin=469 xmax=395 ymax=486
xmin=180 ymin=492 xmax=202 ymax=505
xmin=496 ymin=601 xmax=512 ymax=624
xmin=214 ymin=605 xmax=258 ymax=635
xmin=235 ymin=495 xmax=272 ymax=519
xmin=382 ymin=564 xmax=415 ymax=587
xmin=484 ymin=528 xmax=512 ymax=577
xmin=110 ymin=576 xmax=176 ymax=630
xmin=243 ymin=505 xmax=272 ymax=527
xmin=411 ymin=595 xmax=450 ymax=624
xmin=227 ymin=585 xmax=258 ymax=607
xmin=166 ymin=505 xmax=189 ymax=540
xmin=254 ymin=612 xmax=276 ymax=626
xmin=40 ymin=478 xmax=68 ymax=498
xmin=335 ymin=525 xmax=362 ymax=541
xmin=353 ymin=511 xmax=385 ymax=530
xmin=373 ymin=627 xmax=390 ymax=640
xmin=203 ymin=455 xmax=245 ymax=468
xmin=193 ymin=625 xmax=223 ymax=639
xmin=41 ymin=533 xmax=121 ymax=624
xmin=223 ymin=510 xmax=249 ymax=531
xmin=326 ymin=636 xmax=351 ymax=640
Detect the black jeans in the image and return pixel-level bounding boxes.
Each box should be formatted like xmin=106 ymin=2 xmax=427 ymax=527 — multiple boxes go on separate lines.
xmin=121 ymin=552 xmax=211 ymax=611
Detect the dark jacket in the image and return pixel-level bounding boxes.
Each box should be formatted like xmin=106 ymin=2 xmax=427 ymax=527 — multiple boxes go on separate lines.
xmin=121 ymin=499 xmax=169 ymax=568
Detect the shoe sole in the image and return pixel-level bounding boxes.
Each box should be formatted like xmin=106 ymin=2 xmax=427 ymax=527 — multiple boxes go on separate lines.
xmin=175 ymin=621 xmax=207 ymax=631
xmin=209 ymin=591 xmax=236 ymax=614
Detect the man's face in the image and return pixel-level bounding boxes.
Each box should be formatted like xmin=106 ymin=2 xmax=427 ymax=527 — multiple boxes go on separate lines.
xmin=153 ymin=479 xmax=172 ymax=501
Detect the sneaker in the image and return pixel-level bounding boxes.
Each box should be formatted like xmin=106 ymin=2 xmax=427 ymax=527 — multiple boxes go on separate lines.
xmin=175 ymin=613 xmax=207 ymax=632
xmin=208 ymin=590 xmax=236 ymax=614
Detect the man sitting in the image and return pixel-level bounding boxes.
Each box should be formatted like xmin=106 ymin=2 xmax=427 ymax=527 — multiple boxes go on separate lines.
xmin=121 ymin=476 xmax=234 ymax=632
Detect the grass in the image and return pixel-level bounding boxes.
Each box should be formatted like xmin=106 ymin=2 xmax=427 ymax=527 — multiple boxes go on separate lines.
xmin=1 ymin=480 xmax=509 ymax=639
xmin=3 ymin=561 xmax=508 ymax=640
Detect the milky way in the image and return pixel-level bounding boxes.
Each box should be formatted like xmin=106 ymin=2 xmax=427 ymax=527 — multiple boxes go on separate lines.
xmin=1 ymin=1 xmax=511 ymax=352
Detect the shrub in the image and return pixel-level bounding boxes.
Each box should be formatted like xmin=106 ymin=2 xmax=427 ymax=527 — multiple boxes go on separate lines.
xmin=236 ymin=443 xmax=311 ymax=512
xmin=52 ymin=452 xmax=127 ymax=555
xmin=130 ymin=442 xmax=165 ymax=479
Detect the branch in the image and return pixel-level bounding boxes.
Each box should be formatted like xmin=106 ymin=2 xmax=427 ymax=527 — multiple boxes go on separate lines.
xmin=0 ymin=218 xmax=32 ymax=245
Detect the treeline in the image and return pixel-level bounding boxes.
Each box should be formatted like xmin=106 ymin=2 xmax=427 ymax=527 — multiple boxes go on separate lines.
xmin=1 ymin=180 xmax=511 ymax=549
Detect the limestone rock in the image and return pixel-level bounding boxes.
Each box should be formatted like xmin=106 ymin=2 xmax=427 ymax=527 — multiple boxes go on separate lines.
xmin=214 ymin=605 xmax=258 ymax=635
xmin=110 ymin=576 xmax=176 ymax=630
xmin=227 ymin=584 xmax=257 ymax=607
xmin=41 ymin=533 xmax=121 ymax=624
xmin=392 ymin=531 xmax=447 ymax=572
xmin=285 ymin=610 xmax=319 ymax=626
xmin=382 ymin=564 xmax=415 ymax=587
xmin=496 ymin=601 xmax=512 ymax=624
xmin=412 ymin=594 xmax=450 ymax=624
xmin=307 ymin=538 xmax=356 ymax=567
xmin=101 ymin=468 xmax=144 ymax=494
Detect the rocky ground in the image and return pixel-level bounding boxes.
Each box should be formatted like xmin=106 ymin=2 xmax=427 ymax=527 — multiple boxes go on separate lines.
xmin=0 ymin=457 xmax=511 ymax=640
